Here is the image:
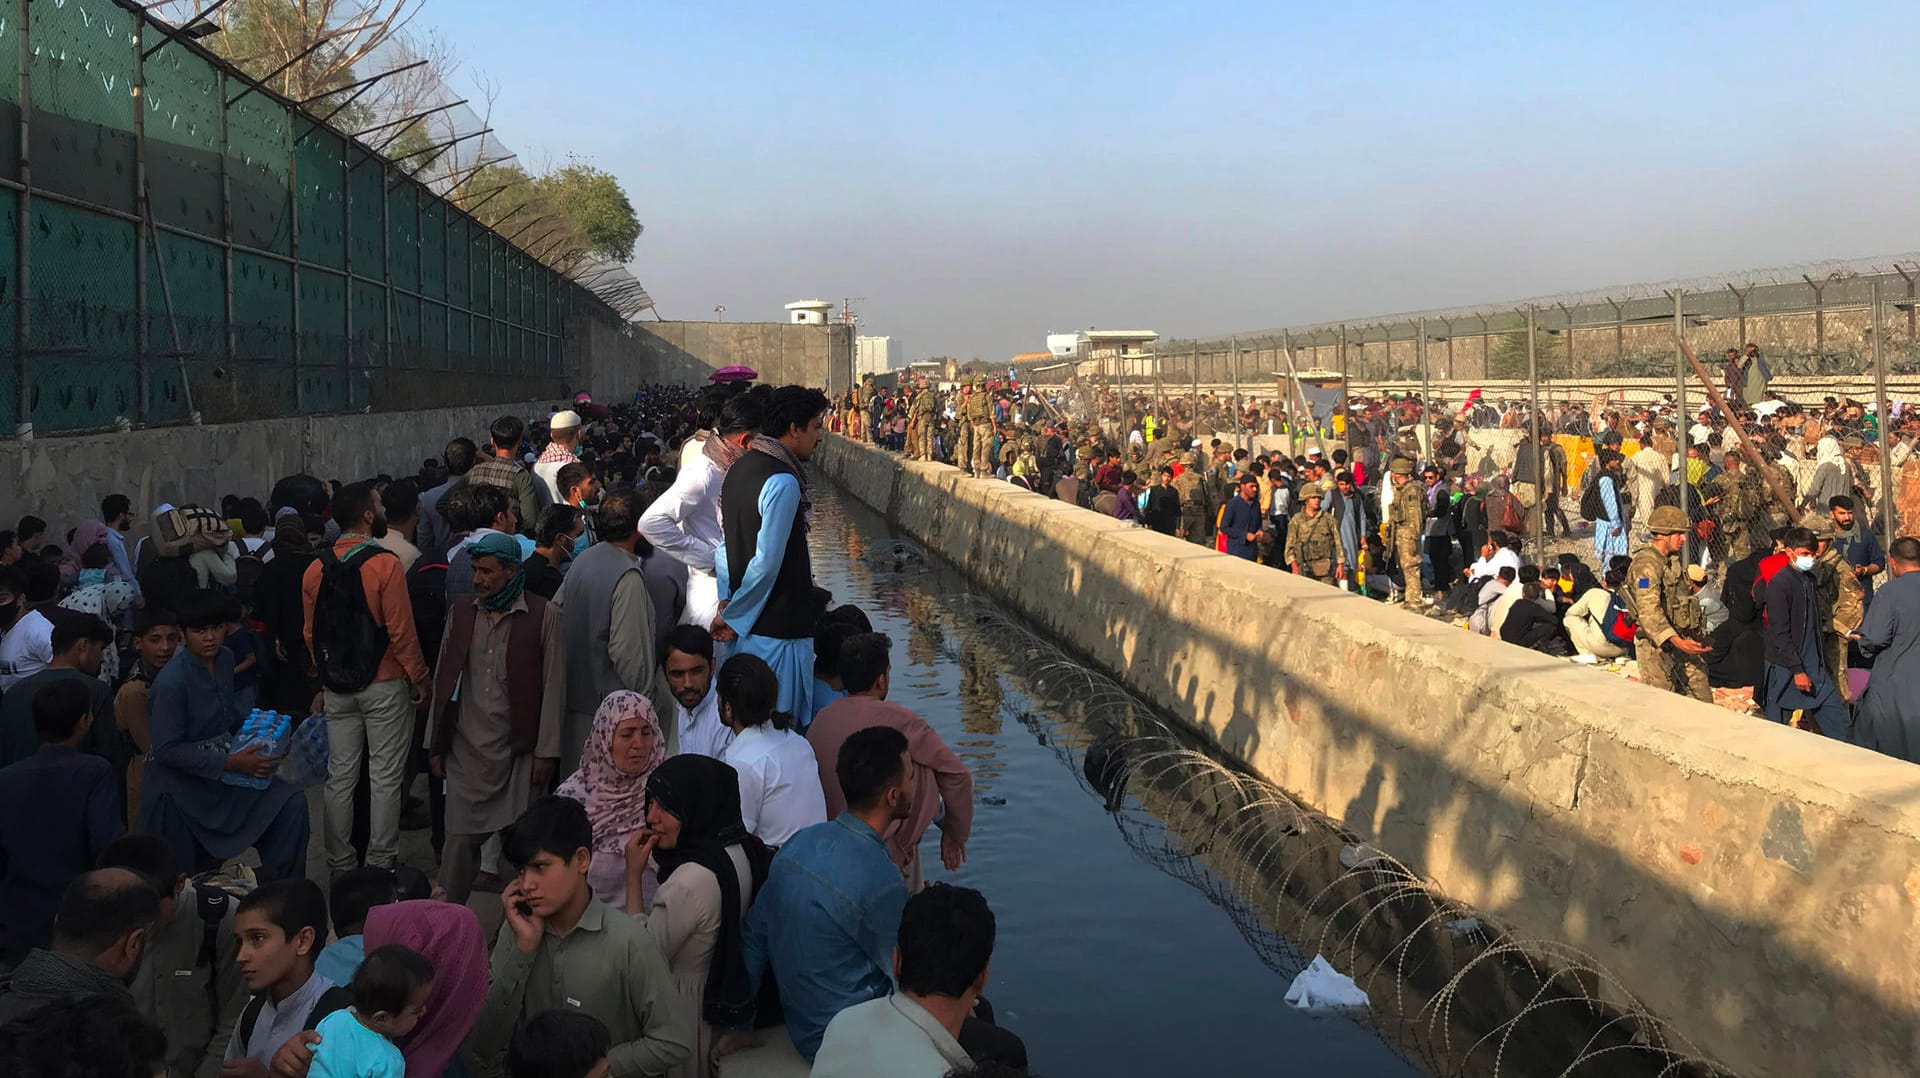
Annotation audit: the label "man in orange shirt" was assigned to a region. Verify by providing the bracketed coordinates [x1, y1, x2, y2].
[807, 631, 971, 892]
[302, 481, 430, 876]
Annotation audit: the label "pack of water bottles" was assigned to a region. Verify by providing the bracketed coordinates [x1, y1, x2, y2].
[285, 713, 330, 787]
[222, 710, 292, 789]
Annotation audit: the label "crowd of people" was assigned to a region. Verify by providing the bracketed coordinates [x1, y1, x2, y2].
[851, 363, 1920, 763]
[0, 382, 1024, 1078]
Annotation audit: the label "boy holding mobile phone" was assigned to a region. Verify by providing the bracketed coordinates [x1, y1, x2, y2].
[476, 796, 691, 1077]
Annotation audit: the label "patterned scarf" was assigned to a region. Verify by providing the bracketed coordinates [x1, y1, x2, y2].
[702, 430, 748, 474]
[556, 691, 667, 856]
[749, 433, 813, 516]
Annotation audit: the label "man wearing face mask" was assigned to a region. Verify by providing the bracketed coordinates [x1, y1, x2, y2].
[1762, 526, 1851, 737]
[525, 505, 582, 600]
[0, 868, 159, 1026]
[1629, 506, 1713, 701]
[556, 462, 602, 553]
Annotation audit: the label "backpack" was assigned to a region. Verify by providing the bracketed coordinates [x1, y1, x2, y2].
[233, 542, 266, 605]
[237, 984, 354, 1050]
[407, 561, 450, 666]
[1602, 592, 1638, 647]
[152, 505, 231, 557]
[1578, 471, 1607, 522]
[311, 543, 396, 693]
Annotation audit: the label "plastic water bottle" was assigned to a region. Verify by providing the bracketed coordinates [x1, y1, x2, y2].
[222, 709, 280, 789]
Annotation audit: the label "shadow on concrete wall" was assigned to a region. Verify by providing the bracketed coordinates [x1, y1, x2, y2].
[827, 439, 1920, 1078]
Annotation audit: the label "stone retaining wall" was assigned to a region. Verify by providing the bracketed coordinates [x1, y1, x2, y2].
[0, 402, 557, 534]
[815, 434, 1920, 1078]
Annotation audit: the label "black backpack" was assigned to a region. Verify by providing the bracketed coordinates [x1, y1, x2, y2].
[1579, 471, 1608, 522]
[233, 544, 266, 605]
[312, 543, 396, 693]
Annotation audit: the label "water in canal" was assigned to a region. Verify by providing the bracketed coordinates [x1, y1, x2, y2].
[809, 481, 1737, 1078]
[808, 484, 1420, 1077]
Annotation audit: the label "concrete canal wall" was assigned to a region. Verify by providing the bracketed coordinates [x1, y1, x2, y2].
[815, 434, 1920, 1078]
[0, 402, 560, 532]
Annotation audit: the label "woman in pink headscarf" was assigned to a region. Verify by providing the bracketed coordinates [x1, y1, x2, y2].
[366, 901, 489, 1078]
[58, 519, 113, 589]
[268, 900, 487, 1078]
[556, 690, 666, 911]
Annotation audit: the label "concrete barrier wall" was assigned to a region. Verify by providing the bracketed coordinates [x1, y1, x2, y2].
[816, 435, 1920, 1078]
[634, 322, 854, 393]
[0, 402, 556, 535]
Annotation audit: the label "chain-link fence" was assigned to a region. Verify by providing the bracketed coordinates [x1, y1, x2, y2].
[0, 0, 634, 436]
[1018, 258, 1920, 585]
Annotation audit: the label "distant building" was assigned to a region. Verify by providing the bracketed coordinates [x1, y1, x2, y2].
[1076, 330, 1158, 361]
[855, 335, 901, 376]
[1045, 329, 1159, 361]
[786, 299, 833, 325]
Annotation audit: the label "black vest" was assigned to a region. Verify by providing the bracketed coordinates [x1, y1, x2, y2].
[721, 450, 823, 639]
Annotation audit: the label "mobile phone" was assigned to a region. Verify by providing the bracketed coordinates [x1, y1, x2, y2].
[514, 899, 533, 918]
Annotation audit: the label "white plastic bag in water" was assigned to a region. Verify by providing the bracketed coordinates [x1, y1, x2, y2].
[1284, 954, 1369, 1012]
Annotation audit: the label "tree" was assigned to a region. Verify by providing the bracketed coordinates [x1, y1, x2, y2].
[530, 162, 641, 263]
[155, 0, 424, 105]
[1487, 316, 1569, 379]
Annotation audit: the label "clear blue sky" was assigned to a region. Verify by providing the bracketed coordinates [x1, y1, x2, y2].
[448, 0, 1920, 361]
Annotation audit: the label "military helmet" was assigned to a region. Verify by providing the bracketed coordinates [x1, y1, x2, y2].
[1809, 519, 1839, 541]
[1301, 485, 1324, 500]
[1647, 505, 1690, 534]
[1388, 457, 1414, 476]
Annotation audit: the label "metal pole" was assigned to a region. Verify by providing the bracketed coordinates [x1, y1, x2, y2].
[1230, 336, 1242, 454]
[133, 26, 149, 425]
[1675, 289, 1690, 565]
[1527, 305, 1544, 563]
[289, 98, 302, 413]
[1874, 281, 1896, 541]
[1189, 343, 1198, 441]
[15, 0, 31, 438]
[1418, 316, 1432, 466]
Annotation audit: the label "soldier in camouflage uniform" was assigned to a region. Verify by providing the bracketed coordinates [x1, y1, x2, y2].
[955, 378, 975, 473]
[909, 386, 937, 460]
[967, 381, 996, 477]
[1384, 457, 1426, 605]
[1811, 518, 1865, 702]
[1283, 486, 1345, 584]
[1704, 455, 1755, 564]
[1629, 505, 1712, 701]
[1172, 451, 1206, 542]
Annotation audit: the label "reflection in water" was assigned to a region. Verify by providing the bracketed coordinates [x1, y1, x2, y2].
[811, 486, 1735, 1078]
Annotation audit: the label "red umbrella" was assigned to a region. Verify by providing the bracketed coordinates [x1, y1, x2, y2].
[710, 365, 757, 383]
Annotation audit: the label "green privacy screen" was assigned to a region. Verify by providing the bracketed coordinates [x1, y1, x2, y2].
[4, 0, 579, 434]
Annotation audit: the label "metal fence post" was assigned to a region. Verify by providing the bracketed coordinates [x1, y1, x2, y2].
[15, 0, 32, 438]
[1675, 289, 1690, 565]
[1874, 281, 1895, 540]
[219, 72, 235, 425]
[1418, 316, 1432, 465]
[1189, 342, 1198, 437]
[1527, 305, 1544, 563]
[1231, 335, 1242, 452]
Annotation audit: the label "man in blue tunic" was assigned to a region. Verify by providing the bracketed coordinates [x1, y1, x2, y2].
[138, 592, 309, 882]
[715, 385, 833, 724]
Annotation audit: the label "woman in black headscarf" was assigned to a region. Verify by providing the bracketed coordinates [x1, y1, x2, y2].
[627, 754, 772, 1075]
